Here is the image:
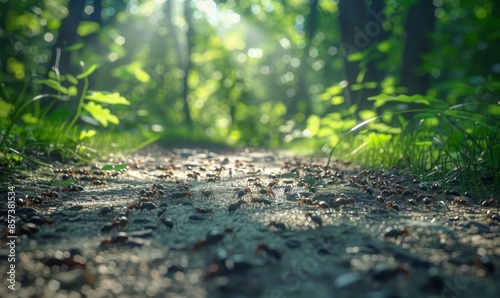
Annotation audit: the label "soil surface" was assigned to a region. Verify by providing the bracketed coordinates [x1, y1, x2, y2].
[1, 148, 499, 298]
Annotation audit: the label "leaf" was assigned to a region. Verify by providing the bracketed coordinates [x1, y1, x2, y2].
[101, 164, 128, 171]
[348, 52, 365, 62]
[64, 42, 84, 52]
[350, 117, 378, 133]
[415, 141, 433, 147]
[356, 69, 366, 84]
[48, 71, 58, 80]
[0, 99, 14, 118]
[76, 21, 101, 37]
[76, 64, 98, 79]
[363, 82, 378, 89]
[83, 101, 120, 127]
[368, 94, 444, 108]
[377, 40, 391, 53]
[370, 122, 401, 134]
[36, 79, 68, 94]
[85, 91, 130, 105]
[79, 129, 97, 140]
[331, 96, 344, 105]
[66, 74, 78, 85]
[21, 113, 38, 124]
[325, 84, 344, 96]
[351, 84, 363, 91]
[320, 84, 344, 101]
[319, 0, 337, 13]
[306, 115, 321, 136]
[359, 110, 377, 121]
[134, 68, 151, 83]
[67, 86, 78, 96]
[47, 19, 61, 30]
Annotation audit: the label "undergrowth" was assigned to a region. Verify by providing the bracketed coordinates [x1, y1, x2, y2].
[0, 62, 158, 177]
[292, 79, 500, 198]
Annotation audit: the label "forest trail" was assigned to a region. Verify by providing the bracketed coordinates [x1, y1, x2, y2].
[1, 148, 499, 298]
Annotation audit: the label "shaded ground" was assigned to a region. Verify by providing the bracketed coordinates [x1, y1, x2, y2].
[1, 148, 499, 298]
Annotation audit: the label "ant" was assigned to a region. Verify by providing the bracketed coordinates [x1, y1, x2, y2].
[92, 178, 107, 186]
[159, 217, 175, 229]
[235, 187, 251, 199]
[62, 185, 84, 192]
[41, 190, 59, 199]
[256, 244, 282, 260]
[268, 221, 287, 231]
[93, 170, 108, 177]
[333, 197, 355, 207]
[223, 227, 235, 234]
[172, 191, 193, 199]
[103, 215, 129, 233]
[259, 188, 275, 198]
[251, 197, 272, 205]
[228, 200, 246, 213]
[194, 207, 213, 214]
[100, 232, 129, 246]
[192, 228, 234, 251]
[305, 212, 322, 227]
[187, 171, 200, 180]
[480, 198, 497, 207]
[247, 177, 261, 184]
[157, 172, 173, 180]
[202, 189, 215, 199]
[452, 197, 467, 206]
[384, 227, 410, 239]
[298, 197, 316, 206]
[386, 200, 400, 211]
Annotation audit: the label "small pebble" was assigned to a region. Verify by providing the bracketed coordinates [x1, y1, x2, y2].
[334, 272, 363, 289]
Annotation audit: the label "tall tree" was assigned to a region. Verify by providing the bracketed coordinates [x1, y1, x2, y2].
[337, 0, 386, 111]
[47, 0, 86, 75]
[181, 1, 194, 128]
[400, 0, 435, 95]
[289, 0, 318, 117]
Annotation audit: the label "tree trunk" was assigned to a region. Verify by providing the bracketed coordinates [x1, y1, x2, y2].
[181, 1, 194, 128]
[83, 0, 103, 89]
[47, 0, 86, 75]
[337, 0, 386, 111]
[400, 1, 435, 95]
[289, 0, 318, 117]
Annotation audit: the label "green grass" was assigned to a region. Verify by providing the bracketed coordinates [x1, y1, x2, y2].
[290, 99, 500, 199]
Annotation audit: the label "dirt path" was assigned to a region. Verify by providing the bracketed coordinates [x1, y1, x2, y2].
[1, 148, 499, 298]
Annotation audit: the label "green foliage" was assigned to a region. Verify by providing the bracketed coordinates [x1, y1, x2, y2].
[312, 79, 500, 195]
[0, 60, 148, 170]
[1, 0, 499, 197]
[77, 21, 101, 37]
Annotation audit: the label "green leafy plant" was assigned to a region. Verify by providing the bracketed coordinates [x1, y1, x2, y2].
[36, 62, 130, 135]
[307, 79, 500, 197]
[0, 62, 131, 170]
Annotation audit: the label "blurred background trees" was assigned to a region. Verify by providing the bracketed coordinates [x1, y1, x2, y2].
[1, 0, 499, 150]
